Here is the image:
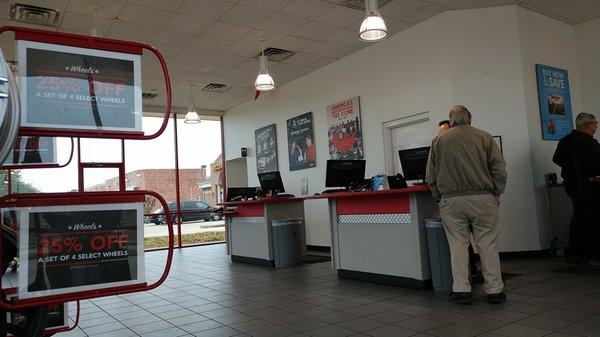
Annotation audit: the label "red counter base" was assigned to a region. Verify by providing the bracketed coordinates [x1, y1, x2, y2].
[338, 269, 431, 290]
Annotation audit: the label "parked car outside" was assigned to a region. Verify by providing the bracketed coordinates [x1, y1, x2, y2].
[155, 201, 222, 224]
[144, 207, 165, 225]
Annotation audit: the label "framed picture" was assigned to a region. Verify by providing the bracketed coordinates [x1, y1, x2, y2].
[254, 124, 278, 174]
[18, 202, 145, 299]
[18, 40, 142, 132]
[535, 64, 573, 140]
[287, 112, 316, 171]
[327, 96, 364, 159]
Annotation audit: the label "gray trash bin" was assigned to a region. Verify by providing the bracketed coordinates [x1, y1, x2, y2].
[425, 218, 453, 293]
[272, 218, 303, 267]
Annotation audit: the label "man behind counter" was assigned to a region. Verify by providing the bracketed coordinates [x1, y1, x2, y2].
[553, 112, 600, 266]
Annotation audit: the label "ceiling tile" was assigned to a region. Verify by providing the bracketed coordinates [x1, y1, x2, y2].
[222, 41, 260, 57]
[404, 4, 446, 23]
[208, 54, 248, 67]
[67, 0, 125, 19]
[239, 0, 293, 11]
[162, 13, 213, 34]
[22, 0, 70, 10]
[324, 28, 363, 48]
[271, 62, 309, 75]
[174, 49, 218, 63]
[60, 12, 114, 35]
[106, 22, 157, 43]
[203, 98, 239, 110]
[177, 0, 234, 20]
[258, 13, 308, 34]
[273, 35, 316, 51]
[280, 0, 336, 20]
[311, 56, 337, 68]
[303, 41, 357, 58]
[293, 21, 340, 40]
[239, 29, 286, 46]
[203, 22, 252, 41]
[128, 0, 185, 11]
[281, 52, 324, 66]
[197, 63, 233, 75]
[150, 29, 197, 47]
[379, 0, 430, 20]
[183, 72, 216, 84]
[213, 75, 249, 86]
[226, 67, 258, 79]
[387, 20, 414, 35]
[238, 58, 262, 70]
[220, 5, 273, 27]
[315, 5, 365, 27]
[168, 58, 203, 72]
[118, 3, 169, 27]
[149, 43, 184, 61]
[189, 36, 234, 52]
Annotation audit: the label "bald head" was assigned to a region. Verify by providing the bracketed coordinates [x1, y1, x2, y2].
[449, 105, 472, 126]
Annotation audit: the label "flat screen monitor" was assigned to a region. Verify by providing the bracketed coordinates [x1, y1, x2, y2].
[258, 171, 285, 195]
[226, 187, 261, 201]
[325, 160, 366, 189]
[398, 146, 430, 181]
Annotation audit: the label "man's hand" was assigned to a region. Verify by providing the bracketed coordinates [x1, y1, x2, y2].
[495, 196, 500, 206]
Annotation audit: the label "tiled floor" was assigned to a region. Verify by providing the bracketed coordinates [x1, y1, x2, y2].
[61, 244, 600, 337]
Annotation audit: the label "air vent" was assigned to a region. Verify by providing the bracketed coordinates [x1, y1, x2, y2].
[339, 0, 394, 11]
[142, 91, 159, 100]
[201, 83, 231, 93]
[254, 47, 295, 63]
[9, 3, 62, 27]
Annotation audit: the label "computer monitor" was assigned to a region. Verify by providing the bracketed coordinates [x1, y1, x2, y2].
[325, 160, 366, 190]
[398, 146, 430, 182]
[227, 187, 261, 201]
[258, 171, 285, 195]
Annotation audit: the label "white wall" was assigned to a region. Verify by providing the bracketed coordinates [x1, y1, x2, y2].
[576, 18, 600, 113]
[224, 5, 592, 251]
[516, 7, 582, 249]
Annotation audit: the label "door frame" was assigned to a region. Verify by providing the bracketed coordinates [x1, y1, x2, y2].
[382, 112, 430, 175]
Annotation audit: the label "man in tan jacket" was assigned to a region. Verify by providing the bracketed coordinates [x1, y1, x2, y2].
[426, 105, 507, 304]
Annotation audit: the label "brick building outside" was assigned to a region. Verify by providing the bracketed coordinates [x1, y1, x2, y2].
[86, 167, 207, 212]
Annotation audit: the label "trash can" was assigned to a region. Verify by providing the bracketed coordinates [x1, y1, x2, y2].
[271, 218, 303, 267]
[425, 218, 453, 293]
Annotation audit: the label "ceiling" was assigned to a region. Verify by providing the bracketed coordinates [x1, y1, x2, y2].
[0, 0, 598, 114]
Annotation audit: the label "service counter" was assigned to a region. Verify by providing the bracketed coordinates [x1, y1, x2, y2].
[306, 186, 438, 289]
[220, 197, 306, 267]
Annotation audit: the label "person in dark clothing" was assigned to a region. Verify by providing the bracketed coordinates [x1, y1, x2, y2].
[553, 112, 600, 264]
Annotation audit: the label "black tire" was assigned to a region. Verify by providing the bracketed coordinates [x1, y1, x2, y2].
[212, 215, 220, 221]
[1, 225, 49, 337]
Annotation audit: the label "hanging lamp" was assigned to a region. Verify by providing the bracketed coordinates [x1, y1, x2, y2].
[254, 38, 275, 91]
[184, 85, 200, 124]
[359, 0, 388, 42]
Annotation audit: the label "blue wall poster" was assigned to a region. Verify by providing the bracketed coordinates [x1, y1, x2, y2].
[535, 64, 573, 140]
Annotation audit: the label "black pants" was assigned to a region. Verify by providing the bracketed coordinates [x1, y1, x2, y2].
[568, 195, 586, 258]
[582, 192, 600, 260]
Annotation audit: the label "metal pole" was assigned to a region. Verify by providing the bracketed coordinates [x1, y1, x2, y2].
[173, 113, 182, 248]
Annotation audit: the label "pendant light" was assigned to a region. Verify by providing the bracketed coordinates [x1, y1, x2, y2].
[359, 0, 388, 42]
[254, 38, 275, 91]
[184, 85, 200, 124]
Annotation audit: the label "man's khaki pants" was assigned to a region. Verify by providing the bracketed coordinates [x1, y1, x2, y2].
[439, 194, 503, 294]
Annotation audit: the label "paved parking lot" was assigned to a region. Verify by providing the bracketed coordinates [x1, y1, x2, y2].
[144, 220, 224, 238]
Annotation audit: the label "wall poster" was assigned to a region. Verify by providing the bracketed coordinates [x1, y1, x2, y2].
[255, 124, 278, 174]
[535, 64, 573, 140]
[3, 136, 57, 166]
[286, 112, 316, 171]
[327, 96, 364, 159]
[18, 202, 145, 299]
[18, 40, 142, 132]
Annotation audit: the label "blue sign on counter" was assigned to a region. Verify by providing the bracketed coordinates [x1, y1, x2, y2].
[536, 64, 573, 140]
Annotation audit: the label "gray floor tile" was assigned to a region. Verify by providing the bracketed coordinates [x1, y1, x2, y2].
[336, 318, 387, 332]
[317, 311, 360, 324]
[426, 324, 480, 337]
[88, 329, 137, 337]
[517, 314, 573, 330]
[394, 317, 445, 332]
[284, 318, 332, 333]
[453, 316, 507, 332]
[82, 322, 128, 336]
[559, 322, 600, 337]
[140, 327, 189, 337]
[306, 325, 356, 337]
[180, 319, 226, 333]
[491, 323, 553, 337]
[193, 326, 244, 337]
[367, 311, 414, 324]
[364, 325, 416, 337]
[130, 321, 175, 334]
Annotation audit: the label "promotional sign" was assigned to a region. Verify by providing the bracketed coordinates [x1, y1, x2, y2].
[18, 203, 145, 298]
[287, 112, 316, 171]
[2, 136, 57, 166]
[18, 40, 142, 132]
[7, 301, 68, 331]
[255, 124, 278, 174]
[535, 64, 573, 140]
[327, 96, 364, 159]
